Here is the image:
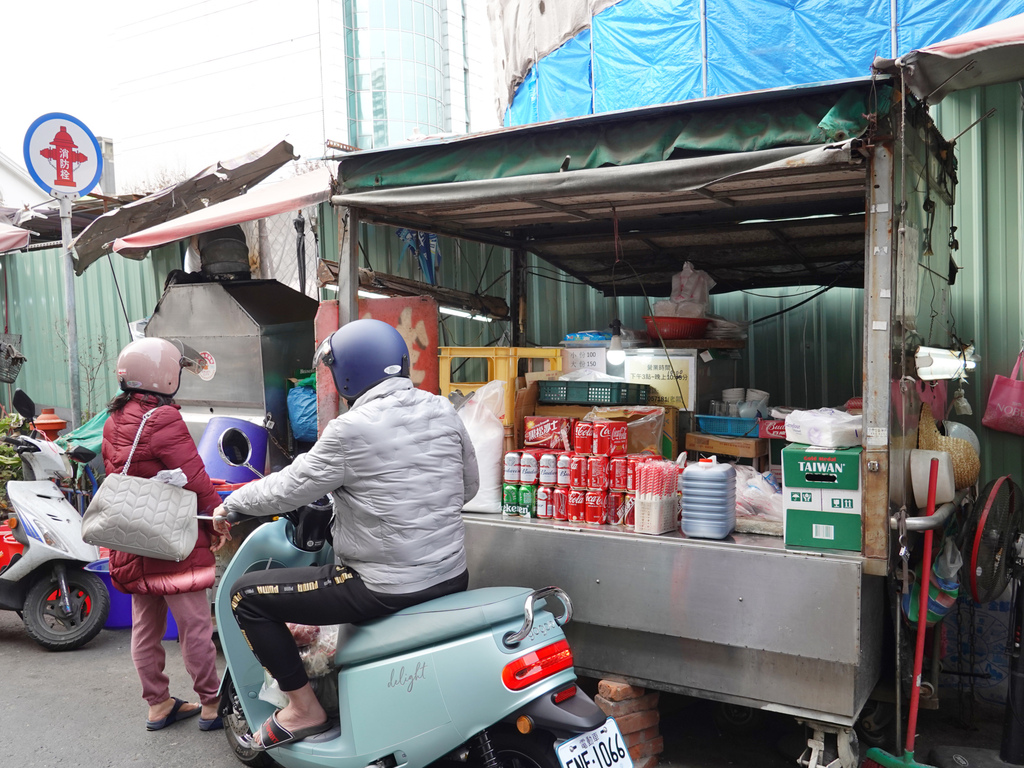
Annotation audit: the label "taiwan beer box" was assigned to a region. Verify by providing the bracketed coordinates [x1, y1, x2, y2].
[782, 444, 863, 551]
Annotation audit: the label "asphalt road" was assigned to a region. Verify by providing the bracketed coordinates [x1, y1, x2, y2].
[0, 610, 235, 768]
[0, 607, 1004, 768]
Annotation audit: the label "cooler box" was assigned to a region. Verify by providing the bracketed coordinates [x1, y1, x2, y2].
[85, 559, 178, 640]
[782, 444, 863, 551]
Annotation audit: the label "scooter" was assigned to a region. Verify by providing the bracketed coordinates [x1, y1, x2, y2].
[215, 448, 627, 768]
[0, 390, 110, 650]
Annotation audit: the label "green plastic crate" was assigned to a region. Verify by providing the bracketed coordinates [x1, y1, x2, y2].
[537, 380, 651, 405]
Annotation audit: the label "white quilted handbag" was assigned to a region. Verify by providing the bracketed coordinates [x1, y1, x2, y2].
[82, 408, 198, 562]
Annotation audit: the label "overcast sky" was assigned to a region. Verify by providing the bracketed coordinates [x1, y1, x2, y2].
[2, 3, 117, 170]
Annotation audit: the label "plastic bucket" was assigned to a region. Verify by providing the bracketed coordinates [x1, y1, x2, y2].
[197, 417, 268, 484]
[0, 522, 24, 572]
[85, 559, 178, 640]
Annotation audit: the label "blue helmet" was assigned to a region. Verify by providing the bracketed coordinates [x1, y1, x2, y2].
[313, 319, 410, 400]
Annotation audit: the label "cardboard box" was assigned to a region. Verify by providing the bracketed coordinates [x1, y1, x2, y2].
[784, 508, 862, 551]
[684, 433, 768, 459]
[758, 419, 787, 439]
[534, 404, 679, 459]
[782, 444, 863, 552]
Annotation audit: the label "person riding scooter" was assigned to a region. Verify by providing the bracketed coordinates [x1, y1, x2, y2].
[213, 318, 479, 751]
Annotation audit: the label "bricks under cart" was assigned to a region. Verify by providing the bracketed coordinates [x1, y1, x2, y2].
[596, 680, 664, 768]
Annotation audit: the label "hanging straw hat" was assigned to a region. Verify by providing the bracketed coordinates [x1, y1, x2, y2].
[919, 403, 980, 489]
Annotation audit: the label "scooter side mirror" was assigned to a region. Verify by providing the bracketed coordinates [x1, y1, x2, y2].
[12, 389, 35, 422]
[218, 427, 264, 478]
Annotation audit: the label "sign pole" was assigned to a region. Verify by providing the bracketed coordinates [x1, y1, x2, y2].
[57, 193, 81, 429]
[24, 112, 103, 430]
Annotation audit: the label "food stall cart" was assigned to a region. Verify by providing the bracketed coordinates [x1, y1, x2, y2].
[327, 75, 960, 765]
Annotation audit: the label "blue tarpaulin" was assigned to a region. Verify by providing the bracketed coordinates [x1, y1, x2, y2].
[506, 0, 1024, 126]
[593, 0, 702, 112]
[705, 0, 891, 96]
[537, 29, 594, 120]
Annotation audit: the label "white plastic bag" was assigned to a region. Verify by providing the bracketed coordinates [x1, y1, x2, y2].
[458, 381, 506, 513]
[784, 408, 863, 448]
[733, 464, 784, 522]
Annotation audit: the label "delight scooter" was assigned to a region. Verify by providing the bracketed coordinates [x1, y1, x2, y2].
[215, 441, 626, 768]
[0, 389, 109, 650]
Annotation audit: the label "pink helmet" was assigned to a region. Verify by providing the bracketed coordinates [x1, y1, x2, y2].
[116, 338, 206, 396]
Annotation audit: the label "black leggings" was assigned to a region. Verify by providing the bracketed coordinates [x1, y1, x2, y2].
[231, 565, 469, 691]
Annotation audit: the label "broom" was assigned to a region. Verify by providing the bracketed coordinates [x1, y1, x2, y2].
[863, 458, 940, 768]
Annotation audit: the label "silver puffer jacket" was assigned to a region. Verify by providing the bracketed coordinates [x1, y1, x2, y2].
[223, 377, 479, 594]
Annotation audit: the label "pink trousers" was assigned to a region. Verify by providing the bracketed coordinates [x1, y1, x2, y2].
[130, 590, 220, 707]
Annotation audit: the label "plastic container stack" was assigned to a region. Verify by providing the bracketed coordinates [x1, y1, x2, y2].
[680, 458, 736, 539]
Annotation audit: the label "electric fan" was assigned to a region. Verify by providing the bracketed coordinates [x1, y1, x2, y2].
[929, 475, 1024, 768]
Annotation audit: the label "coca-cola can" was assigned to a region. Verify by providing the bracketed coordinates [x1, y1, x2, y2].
[536, 485, 553, 519]
[626, 455, 652, 492]
[622, 493, 636, 528]
[593, 421, 629, 457]
[556, 452, 572, 486]
[609, 456, 628, 491]
[552, 486, 569, 520]
[519, 450, 539, 485]
[569, 454, 588, 488]
[585, 489, 608, 525]
[573, 421, 593, 455]
[503, 451, 520, 484]
[606, 491, 626, 525]
[587, 455, 609, 490]
[538, 453, 558, 486]
[567, 488, 586, 522]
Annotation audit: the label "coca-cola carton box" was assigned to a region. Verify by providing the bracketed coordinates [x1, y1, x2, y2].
[523, 416, 572, 450]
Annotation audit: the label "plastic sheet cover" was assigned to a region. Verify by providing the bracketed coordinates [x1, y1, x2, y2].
[897, 0, 1024, 53]
[505, 68, 538, 127]
[537, 30, 594, 121]
[705, 0, 892, 97]
[593, 0, 702, 112]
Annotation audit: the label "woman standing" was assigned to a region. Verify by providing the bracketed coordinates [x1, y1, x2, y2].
[101, 337, 227, 732]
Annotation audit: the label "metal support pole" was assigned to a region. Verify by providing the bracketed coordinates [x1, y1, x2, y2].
[58, 194, 81, 429]
[337, 206, 359, 327]
[510, 249, 526, 346]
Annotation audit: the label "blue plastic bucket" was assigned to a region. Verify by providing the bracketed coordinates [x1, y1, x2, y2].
[85, 559, 178, 640]
[197, 417, 268, 484]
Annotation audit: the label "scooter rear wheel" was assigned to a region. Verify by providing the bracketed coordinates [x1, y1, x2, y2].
[23, 568, 110, 651]
[223, 677, 274, 767]
[477, 726, 563, 768]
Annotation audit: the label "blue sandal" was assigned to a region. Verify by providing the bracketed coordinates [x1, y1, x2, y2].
[146, 697, 201, 731]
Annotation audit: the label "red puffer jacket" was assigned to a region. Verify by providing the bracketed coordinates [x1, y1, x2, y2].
[101, 393, 222, 595]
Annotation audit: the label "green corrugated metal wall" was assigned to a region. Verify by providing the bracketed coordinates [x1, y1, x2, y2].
[0, 244, 180, 421]
[934, 82, 1024, 485]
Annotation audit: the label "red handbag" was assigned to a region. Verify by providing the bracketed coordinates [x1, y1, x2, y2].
[981, 351, 1024, 436]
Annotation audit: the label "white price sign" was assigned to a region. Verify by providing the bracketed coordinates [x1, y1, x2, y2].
[564, 347, 606, 374]
[624, 354, 695, 410]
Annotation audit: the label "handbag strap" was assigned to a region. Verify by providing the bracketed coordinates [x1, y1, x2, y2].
[122, 408, 158, 476]
[1012, 351, 1024, 381]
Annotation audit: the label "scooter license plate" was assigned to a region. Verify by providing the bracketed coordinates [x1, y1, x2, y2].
[556, 718, 634, 768]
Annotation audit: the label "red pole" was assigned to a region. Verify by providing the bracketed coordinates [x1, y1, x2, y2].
[905, 457, 939, 754]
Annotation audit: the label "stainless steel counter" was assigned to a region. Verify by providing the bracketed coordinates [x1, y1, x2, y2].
[462, 513, 883, 726]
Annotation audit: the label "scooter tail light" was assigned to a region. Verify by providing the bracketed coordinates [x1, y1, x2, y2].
[502, 639, 573, 691]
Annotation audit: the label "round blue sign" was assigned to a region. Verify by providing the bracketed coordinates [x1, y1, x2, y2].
[23, 112, 104, 197]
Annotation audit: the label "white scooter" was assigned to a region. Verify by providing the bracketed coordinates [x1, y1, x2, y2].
[0, 390, 109, 650]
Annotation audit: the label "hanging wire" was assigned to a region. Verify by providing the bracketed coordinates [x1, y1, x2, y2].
[610, 205, 689, 410]
[106, 253, 133, 337]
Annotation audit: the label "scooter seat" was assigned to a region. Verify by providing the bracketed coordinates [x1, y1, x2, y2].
[335, 586, 534, 666]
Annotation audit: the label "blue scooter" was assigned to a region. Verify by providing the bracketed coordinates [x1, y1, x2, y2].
[215, 499, 630, 768]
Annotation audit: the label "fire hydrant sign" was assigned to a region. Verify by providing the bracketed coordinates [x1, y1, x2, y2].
[23, 113, 103, 197]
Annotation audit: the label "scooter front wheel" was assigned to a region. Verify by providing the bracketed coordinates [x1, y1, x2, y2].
[223, 677, 274, 767]
[23, 568, 110, 651]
